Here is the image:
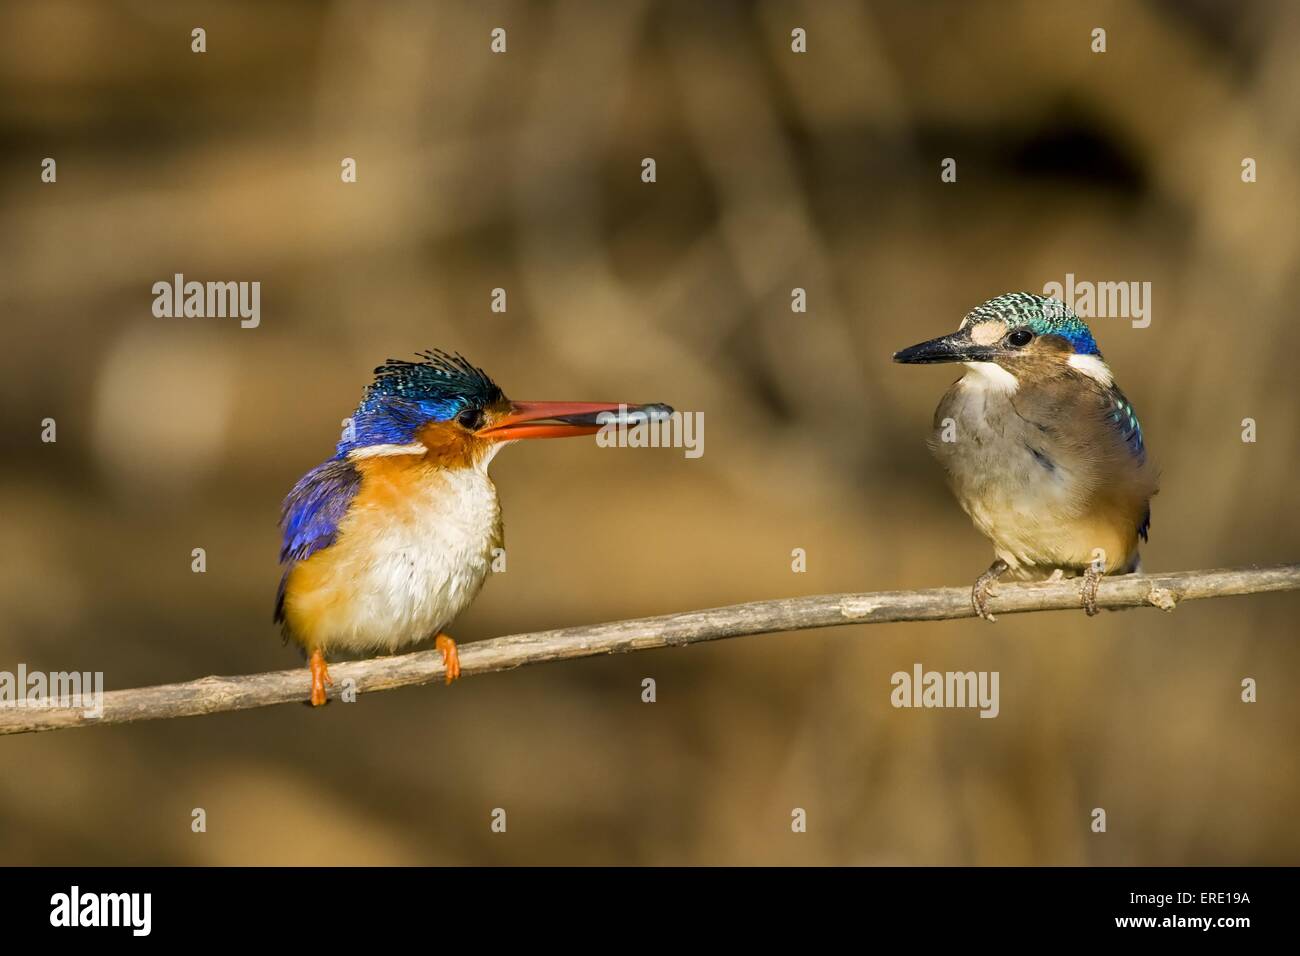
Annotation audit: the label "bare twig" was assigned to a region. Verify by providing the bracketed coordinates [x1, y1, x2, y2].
[1, 564, 1296, 737]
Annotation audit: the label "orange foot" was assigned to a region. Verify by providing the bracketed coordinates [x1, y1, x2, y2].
[435, 633, 461, 685]
[309, 648, 333, 707]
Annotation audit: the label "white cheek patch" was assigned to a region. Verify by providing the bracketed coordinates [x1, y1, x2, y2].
[1067, 353, 1114, 386]
[969, 320, 1008, 346]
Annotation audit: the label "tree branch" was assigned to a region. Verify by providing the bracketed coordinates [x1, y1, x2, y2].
[1, 564, 1296, 737]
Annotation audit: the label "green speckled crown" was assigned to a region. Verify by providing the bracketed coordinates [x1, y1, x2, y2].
[961, 293, 1100, 356]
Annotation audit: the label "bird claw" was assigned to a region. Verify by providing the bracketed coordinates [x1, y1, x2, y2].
[1080, 565, 1104, 616]
[436, 633, 461, 685]
[971, 559, 1009, 622]
[309, 649, 333, 707]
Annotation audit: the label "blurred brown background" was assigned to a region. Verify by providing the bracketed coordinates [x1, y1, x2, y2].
[1, 0, 1298, 865]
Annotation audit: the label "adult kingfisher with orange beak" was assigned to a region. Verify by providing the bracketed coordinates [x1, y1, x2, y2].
[276, 350, 671, 705]
[893, 293, 1158, 621]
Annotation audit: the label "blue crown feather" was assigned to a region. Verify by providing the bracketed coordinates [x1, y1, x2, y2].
[963, 292, 1101, 356]
[339, 350, 503, 454]
[369, 350, 502, 406]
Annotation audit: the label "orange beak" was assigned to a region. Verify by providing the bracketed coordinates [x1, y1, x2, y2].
[477, 401, 673, 441]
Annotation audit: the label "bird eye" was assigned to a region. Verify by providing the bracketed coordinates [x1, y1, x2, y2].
[1007, 329, 1034, 347]
[456, 408, 484, 431]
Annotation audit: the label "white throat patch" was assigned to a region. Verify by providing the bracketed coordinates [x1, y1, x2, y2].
[962, 361, 1019, 394]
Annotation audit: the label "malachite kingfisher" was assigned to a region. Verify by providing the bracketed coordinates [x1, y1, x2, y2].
[276, 350, 671, 705]
[893, 293, 1158, 620]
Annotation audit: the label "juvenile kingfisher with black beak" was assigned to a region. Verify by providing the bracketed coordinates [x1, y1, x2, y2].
[277, 350, 670, 705]
[894, 293, 1157, 620]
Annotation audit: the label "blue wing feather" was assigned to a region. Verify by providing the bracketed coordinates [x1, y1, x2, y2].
[274, 457, 361, 625]
[1103, 386, 1151, 543]
[1105, 387, 1146, 462]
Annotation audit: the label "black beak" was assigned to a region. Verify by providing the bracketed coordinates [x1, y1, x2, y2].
[892, 329, 998, 365]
